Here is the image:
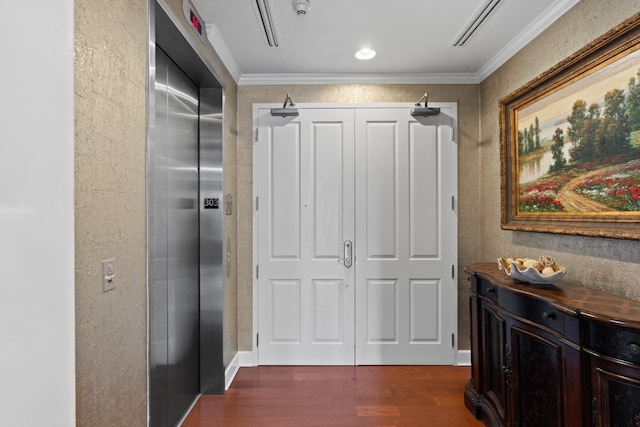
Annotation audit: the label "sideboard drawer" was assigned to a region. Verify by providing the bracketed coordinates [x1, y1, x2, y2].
[478, 279, 578, 338]
[587, 321, 640, 364]
[478, 279, 499, 303]
[509, 293, 566, 335]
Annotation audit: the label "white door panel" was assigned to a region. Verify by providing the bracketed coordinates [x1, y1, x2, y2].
[355, 108, 457, 365]
[257, 109, 355, 365]
[256, 104, 457, 365]
[362, 121, 398, 258]
[409, 122, 439, 257]
[269, 123, 301, 259]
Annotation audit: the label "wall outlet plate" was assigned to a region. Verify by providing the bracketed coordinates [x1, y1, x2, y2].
[102, 258, 116, 292]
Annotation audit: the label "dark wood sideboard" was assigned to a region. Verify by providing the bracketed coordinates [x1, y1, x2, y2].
[465, 263, 640, 427]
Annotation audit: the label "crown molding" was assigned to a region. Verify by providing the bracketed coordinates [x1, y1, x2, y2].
[476, 0, 580, 82]
[238, 72, 481, 86]
[205, 21, 241, 83]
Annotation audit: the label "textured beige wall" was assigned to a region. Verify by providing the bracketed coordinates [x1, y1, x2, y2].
[480, 0, 640, 301]
[75, 0, 239, 425]
[74, 0, 147, 425]
[237, 84, 481, 351]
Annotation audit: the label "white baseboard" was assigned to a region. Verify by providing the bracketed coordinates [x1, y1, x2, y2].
[457, 350, 471, 366]
[239, 350, 258, 367]
[224, 351, 258, 391]
[225, 353, 240, 391]
[226, 349, 469, 388]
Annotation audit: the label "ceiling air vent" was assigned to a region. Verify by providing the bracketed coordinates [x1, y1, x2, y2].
[452, 0, 502, 47]
[255, 0, 279, 47]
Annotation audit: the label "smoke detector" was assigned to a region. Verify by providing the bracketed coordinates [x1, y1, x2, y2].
[293, 0, 311, 16]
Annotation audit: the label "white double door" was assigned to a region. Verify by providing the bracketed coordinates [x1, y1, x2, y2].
[256, 105, 457, 365]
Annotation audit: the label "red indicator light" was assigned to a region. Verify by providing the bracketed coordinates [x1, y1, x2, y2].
[190, 10, 202, 35]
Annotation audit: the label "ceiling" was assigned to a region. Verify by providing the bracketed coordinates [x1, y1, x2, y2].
[190, 0, 580, 85]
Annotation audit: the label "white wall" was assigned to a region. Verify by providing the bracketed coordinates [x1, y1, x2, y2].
[0, 1, 75, 426]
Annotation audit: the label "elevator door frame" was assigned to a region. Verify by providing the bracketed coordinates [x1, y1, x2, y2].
[148, 1, 225, 426]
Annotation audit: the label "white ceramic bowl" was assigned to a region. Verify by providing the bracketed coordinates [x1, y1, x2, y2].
[497, 260, 566, 284]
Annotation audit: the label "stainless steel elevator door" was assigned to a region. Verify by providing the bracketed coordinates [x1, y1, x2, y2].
[150, 48, 200, 427]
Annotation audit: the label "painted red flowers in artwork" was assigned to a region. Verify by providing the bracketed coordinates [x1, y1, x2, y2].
[573, 159, 640, 210]
[519, 178, 564, 212]
[518, 158, 640, 212]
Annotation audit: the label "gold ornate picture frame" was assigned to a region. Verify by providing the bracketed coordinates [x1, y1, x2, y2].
[500, 12, 640, 240]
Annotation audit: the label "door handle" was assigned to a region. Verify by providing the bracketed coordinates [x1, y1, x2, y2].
[341, 240, 352, 268]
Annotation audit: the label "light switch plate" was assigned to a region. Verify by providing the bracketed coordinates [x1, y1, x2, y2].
[102, 258, 116, 292]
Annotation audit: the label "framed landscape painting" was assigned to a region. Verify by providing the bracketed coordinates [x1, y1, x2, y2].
[500, 12, 640, 240]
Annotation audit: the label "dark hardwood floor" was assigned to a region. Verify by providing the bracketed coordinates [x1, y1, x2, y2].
[183, 365, 483, 426]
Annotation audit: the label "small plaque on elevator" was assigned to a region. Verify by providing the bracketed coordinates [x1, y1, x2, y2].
[204, 198, 219, 209]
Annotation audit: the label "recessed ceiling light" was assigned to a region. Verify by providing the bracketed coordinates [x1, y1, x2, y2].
[355, 48, 376, 60]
